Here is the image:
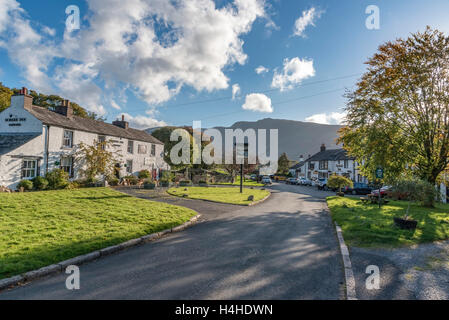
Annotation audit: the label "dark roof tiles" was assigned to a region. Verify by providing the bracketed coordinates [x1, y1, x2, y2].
[306, 148, 353, 162]
[28, 106, 163, 145]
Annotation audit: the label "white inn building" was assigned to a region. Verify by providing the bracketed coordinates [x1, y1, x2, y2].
[0, 88, 168, 189]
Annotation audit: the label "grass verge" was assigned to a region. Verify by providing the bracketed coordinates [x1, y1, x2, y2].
[167, 186, 269, 205]
[214, 177, 264, 187]
[327, 196, 449, 248]
[0, 187, 196, 279]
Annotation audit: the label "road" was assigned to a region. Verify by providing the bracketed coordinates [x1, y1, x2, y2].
[0, 183, 344, 300]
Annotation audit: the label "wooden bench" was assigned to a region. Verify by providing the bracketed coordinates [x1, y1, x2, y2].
[360, 196, 370, 204]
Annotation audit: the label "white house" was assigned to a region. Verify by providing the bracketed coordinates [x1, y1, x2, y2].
[303, 144, 368, 183]
[0, 88, 168, 189]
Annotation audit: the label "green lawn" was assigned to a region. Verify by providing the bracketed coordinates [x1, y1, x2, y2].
[167, 186, 270, 205]
[0, 188, 196, 279]
[327, 196, 449, 248]
[214, 176, 264, 187]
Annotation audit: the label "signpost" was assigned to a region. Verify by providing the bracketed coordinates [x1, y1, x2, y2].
[235, 143, 249, 193]
[375, 167, 384, 208]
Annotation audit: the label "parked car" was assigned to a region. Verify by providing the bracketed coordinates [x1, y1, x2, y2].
[250, 174, 257, 181]
[317, 178, 328, 190]
[286, 178, 298, 185]
[274, 175, 287, 182]
[261, 176, 272, 185]
[344, 183, 373, 195]
[371, 186, 391, 197]
[302, 178, 313, 186]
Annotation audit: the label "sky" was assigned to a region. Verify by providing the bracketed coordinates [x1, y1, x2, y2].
[1, 0, 449, 129]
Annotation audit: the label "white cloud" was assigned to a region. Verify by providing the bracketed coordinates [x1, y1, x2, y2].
[119, 113, 167, 129]
[110, 100, 121, 110]
[293, 7, 322, 38]
[271, 57, 315, 91]
[305, 112, 346, 125]
[255, 65, 269, 74]
[0, 0, 267, 116]
[232, 84, 241, 100]
[242, 93, 273, 113]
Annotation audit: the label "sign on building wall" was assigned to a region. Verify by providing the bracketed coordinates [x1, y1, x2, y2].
[4, 114, 27, 127]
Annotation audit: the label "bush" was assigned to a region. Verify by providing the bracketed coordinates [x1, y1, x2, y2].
[66, 181, 81, 190]
[107, 176, 119, 186]
[31, 176, 48, 190]
[138, 170, 151, 180]
[161, 171, 174, 183]
[124, 175, 139, 185]
[17, 179, 33, 191]
[327, 175, 353, 193]
[393, 178, 440, 209]
[45, 169, 69, 190]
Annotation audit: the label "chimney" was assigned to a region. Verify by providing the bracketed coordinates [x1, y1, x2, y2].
[299, 155, 304, 162]
[320, 143, 326, 152]
[112, 115, 129, 130]
[11, 87, 33, 111]
[54, 99, 73, 118]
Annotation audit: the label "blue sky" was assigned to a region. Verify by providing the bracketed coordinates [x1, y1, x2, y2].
[1, 0, 449, 129]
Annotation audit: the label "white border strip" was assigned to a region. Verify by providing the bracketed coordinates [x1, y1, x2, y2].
[335, 223, 357, 300]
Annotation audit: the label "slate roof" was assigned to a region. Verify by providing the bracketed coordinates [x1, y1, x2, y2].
[290, 161, 305, 170]
[306, 148, 353, 162]
[28, 105, 163, 145]
[0, 134, 41, 156]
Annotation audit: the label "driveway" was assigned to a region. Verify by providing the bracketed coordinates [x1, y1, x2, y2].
[0, 183, 344, 299]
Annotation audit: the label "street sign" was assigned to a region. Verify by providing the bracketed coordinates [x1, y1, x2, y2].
[375, 167, 384, 179]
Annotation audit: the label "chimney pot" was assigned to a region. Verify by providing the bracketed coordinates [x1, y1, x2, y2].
[320, 144, 326, 152]
[122, 115, 125, 121]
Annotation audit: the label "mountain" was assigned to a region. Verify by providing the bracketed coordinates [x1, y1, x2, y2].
[213, 118, 343, 161]
[146, 118, 343, 162]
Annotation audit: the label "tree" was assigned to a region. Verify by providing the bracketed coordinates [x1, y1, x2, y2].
[152, 126, 213, 173]
[0, 83, 102, 120]
[277, 152, 290, 175]
[327, 175, 353, 194]
[0, 82, 13, 113]
[75, 140, 118, 182]
[339, 27, 449, 184]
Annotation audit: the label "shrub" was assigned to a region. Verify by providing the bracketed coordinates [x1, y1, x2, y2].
[17, 179, 33, 191]
[106, 176, 119, 186]
[31, 176, 48, 190]
[66, 181, 81, 190]
[138, 170, 151, 180]
[45, 169, 69, 190]
[124, 175, 139, 185]
[393, 178, 440, 212]
[161, 171, 174, 182]
[327, 175, 353, 193]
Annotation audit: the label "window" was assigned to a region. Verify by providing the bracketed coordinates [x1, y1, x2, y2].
[98, 135, 106, 150]
[63, 130, 74, 148]
[308, 162, 315, 170]
[138, 144, 147, 154]
[126, 160, 133, 174]
[60, 156, 74, 178]
[22, 160, 37, 178]
[151, 144, 156, 156]
[127, 140, 134, 154]
[344, 160, 349, 168]
[319, 160, 328, 170]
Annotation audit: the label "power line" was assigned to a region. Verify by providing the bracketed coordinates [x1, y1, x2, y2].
[128, 72, 361, 113]
[171, 86, 350, 126]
